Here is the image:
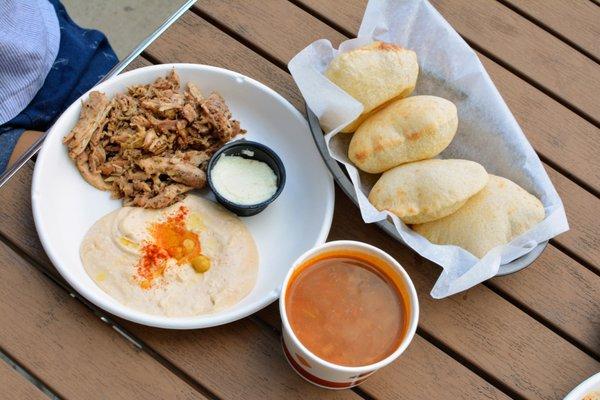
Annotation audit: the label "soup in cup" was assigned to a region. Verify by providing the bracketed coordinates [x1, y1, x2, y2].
[279, 240, 419, 389]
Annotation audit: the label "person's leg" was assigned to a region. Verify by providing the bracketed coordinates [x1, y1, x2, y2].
[7, 130, 44, 168]
[0, 0, 118, 173]
[0, 129, 23, 172]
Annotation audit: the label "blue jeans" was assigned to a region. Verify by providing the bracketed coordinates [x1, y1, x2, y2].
[0, 0, 118, 172]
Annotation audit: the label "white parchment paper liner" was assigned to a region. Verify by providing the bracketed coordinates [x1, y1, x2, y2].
[288, 0, 569, 298]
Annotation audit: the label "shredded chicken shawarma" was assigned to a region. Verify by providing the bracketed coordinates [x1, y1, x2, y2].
[63, 70, 245, 208]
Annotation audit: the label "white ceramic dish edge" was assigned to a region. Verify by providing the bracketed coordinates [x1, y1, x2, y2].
[32, 64, 335, 329]
[564, 372, 600, 400]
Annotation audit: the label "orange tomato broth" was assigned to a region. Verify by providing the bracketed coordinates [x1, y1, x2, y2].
[285, 249, 410, 367]
[136, 206, 201, 289]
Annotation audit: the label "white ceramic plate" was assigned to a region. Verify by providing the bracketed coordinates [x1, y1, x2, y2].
[32, 64, 334, 329]
[564, 372, 600, 400]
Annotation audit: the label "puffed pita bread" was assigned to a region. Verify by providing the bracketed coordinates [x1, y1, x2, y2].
[325, 41, 418, 132]
[348, 95, 458, 173]
[413, 175, 545, 258]
[369, 159, 488, 224]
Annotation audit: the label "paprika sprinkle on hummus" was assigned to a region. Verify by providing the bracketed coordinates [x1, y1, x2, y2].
[136, 205, 204, 288]
[137, 243, 170, 289]
[81, 197, 258, 317]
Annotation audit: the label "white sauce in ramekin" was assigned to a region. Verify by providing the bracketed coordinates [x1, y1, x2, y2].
[211, 155, 277, 205]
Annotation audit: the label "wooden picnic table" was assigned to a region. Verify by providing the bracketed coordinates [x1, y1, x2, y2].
[1, 1, 599, 399]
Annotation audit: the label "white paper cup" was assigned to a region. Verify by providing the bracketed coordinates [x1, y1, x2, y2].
[279, 240, 419, 389]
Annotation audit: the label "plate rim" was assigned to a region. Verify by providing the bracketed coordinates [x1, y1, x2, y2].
[563, 372, 600, 400]
[31, 63, 335, 329]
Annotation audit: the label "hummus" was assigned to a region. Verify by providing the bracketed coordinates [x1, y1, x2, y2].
[81, 196, 258, 317]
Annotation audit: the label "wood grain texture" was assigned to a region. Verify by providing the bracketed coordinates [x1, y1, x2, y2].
[190, 0, 600, 328]
[312, 0, 600, 125]
[503, 0, 600, 60]
[124, 3, 600, 271]
[428, 0, 600, 122]
[356, 0, 596, 347]
[0, 5, 597, 399]
[291, 0, 600, 194]
[343, 335, 510, 400]
[2, 162, 597, 400]
[144, 12, 304, 111]
[479, 55, 600, 195]
[125, 319, 362, 400]
[546, 165, 600, 272]
[256, 304, 510, 400]
[154, 1, 600, 326]
[124, 56, 153, 70]
[326, 187, 600, 400]
[0, 33, 510, 400]
[490, 245, 600, 354]
[196, 0, 346, 52]
[0, 169, 506, 400]
[0, 240, 205, 400]
[0, 164, 361, 400]
[0, 169, 510, 400]
[300, 0, 600, 122]
[0, 360, 47, 400]
[1, 8, 599, 398]
[0, 65, 509, 400]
